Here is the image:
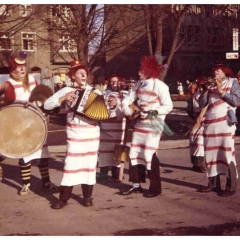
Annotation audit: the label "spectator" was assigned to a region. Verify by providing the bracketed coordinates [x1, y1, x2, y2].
[92, 76, 107, 93]
[178, 82, 184, 95]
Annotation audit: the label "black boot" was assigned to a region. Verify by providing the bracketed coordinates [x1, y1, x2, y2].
[196, 157, 206, 173]
[218, 162, 237, 197]
[191, 156, 198, 172]
[144, 153, 162, 198]
[199, 175, 221, 193]
[97, 166, 108, 181]
[38, 158, 60, 193]
[111, 166, 120, 181]
[51, 186, 73, 209]
[82, 184, 94, 207]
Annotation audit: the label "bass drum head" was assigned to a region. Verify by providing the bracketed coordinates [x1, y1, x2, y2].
[0, 103, 47, 158]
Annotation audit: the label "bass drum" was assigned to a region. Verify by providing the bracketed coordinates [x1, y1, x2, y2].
[0, 101, 47, 158]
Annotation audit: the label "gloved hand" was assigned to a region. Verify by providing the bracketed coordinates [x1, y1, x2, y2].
[140, 111, 148, 119]
[93, 89, 102, 95]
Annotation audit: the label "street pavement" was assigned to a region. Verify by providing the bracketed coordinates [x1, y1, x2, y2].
[0, 101, 240, 236]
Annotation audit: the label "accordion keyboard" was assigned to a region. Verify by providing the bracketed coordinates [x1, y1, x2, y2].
[83, 92, 109, 120]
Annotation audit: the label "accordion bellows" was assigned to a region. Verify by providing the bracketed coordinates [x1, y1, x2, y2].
[83, 92, 109, 120]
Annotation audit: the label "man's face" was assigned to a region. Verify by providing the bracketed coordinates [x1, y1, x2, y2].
[214, 68, 225, 80]
[138, 70, 146, 80]
[13, 64, 26, 78]
[73, 69, 87, 88]
[110, 77, 119, 90]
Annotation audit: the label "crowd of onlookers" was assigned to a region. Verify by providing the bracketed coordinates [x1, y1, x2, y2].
[53, 76, 137, 94]
[91, 75, 137, 93]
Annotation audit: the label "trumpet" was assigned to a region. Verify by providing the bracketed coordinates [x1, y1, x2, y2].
[205, 77, 217, 88]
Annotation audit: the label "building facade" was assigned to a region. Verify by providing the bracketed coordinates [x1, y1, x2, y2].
[0, 4, 239, 88]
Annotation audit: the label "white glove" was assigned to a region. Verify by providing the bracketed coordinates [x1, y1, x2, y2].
[122, 105, 134, 116]
[93, 89, 102, 95]
[140, 111, 148, 119]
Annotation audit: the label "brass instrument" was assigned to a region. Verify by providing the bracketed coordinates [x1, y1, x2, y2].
[205, 77, 217, 88]
[113, 144, 130, 163]
[113, 119, 131, 181]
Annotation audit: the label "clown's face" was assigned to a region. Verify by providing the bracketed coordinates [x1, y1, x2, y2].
[214, 68, 226, 80]
[110, 77, 119, 91]
[13, 64, 27, 78]
[72, 69, 87, 89]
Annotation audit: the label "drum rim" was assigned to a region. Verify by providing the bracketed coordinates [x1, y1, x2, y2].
[0, 101, 48, 158]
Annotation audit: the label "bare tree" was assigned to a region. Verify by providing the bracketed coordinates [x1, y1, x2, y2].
[37, 4, 145, 72]
[138, 4, 192, 81]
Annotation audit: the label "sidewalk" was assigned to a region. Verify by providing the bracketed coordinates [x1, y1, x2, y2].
[48, 136, 240, 154]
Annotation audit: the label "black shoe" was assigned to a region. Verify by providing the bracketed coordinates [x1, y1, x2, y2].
[43, 182, 60, 193]
[51, 200, 68, 209]
[198, 186, 213, 193]
[119, 186, 143, 195]
[192, 166, 205, 173]
[83, 198, 93, 207]
[218, 190, 236, 197]
[144, 190, 162, 198]
[198, 186, 221, 193]
[97, 175, 108, 182]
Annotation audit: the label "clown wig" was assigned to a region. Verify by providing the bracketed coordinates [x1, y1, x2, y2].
[212, 64, 233, 78]
[140, 56, 161, 79]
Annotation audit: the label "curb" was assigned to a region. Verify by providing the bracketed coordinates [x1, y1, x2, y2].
[48, 136, 240, 153]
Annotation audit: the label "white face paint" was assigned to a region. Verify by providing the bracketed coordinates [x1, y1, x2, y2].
[110, 77, 119, 90]
[72, 69, 87, 89]
[13, 65, 27, 78]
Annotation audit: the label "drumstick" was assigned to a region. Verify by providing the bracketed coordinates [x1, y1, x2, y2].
[118, 118, 130, 181]
[193, 104, 208, 131]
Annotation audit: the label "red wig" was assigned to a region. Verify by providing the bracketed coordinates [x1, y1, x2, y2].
[212, 64, 233, 77]
[196, 76, 206, 84]
[140, 56, 161, 79]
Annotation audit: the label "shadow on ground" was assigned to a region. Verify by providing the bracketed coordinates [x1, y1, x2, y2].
[113, 222, 240, 236]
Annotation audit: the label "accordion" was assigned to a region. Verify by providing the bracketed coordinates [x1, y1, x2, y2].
[69, 88, 110, 120]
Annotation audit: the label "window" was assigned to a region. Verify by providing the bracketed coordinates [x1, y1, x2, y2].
[196, 5, 201, 14]
[205, 6, 212, 17]
[59, 36, 77, 52]
[51, 5, 71, 18]
[187, 25, 193, 44]
[22, 32, 35, 51]
[0, 5, 10, 16]
[180, 26, 185, 42]
[0, 32, 12, 50]
[212, 28, 217, 44]
[20, 5, 32, 17]
[194, 26, 200, 44]
[207, 27, 211, 45]
[188, 5, 201, 14]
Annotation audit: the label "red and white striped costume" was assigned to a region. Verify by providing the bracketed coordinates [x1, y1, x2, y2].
[122, 78, 173, 170]
[203, 78, 238, 178]
[189, 91, 204, 157]
[98, 90, 126, 168]
[44, 85, 117, 186]
[5, 75, 50, 163]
